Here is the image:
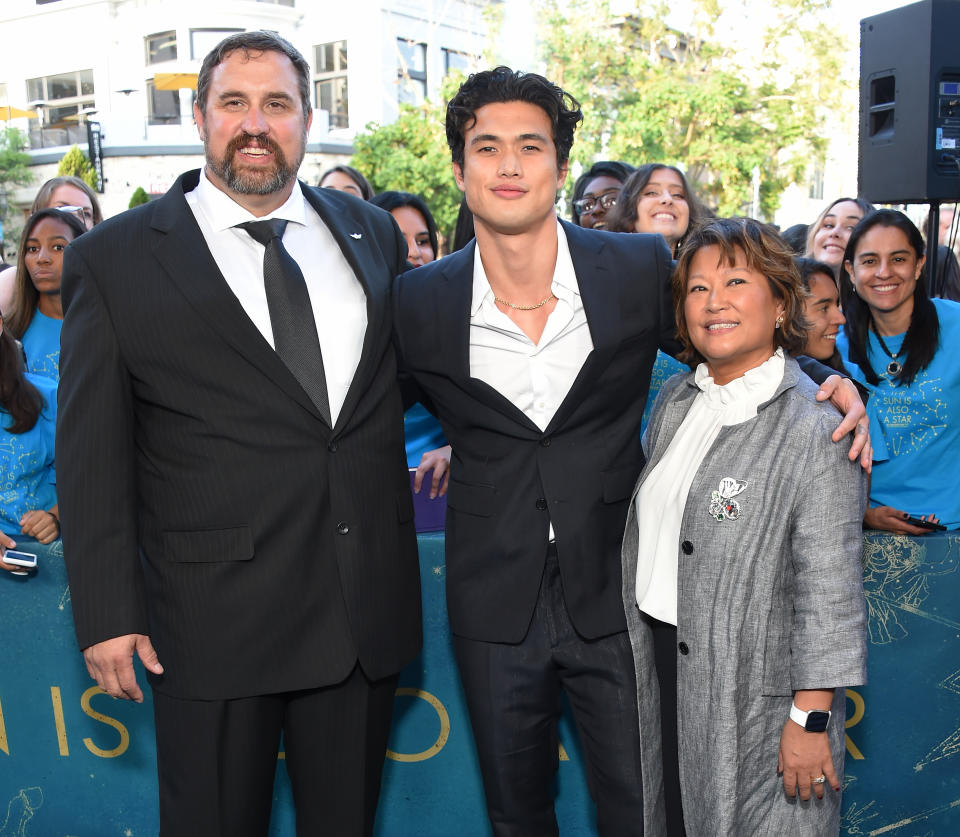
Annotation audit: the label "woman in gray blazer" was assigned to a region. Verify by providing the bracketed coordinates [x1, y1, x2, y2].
[622, 217, 868, 836]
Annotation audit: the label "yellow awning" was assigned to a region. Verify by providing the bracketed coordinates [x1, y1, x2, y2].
[154, 73, 198, 91]
[0, 105, 38, 120]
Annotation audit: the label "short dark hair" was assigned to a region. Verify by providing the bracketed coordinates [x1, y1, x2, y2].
[370, 191, 440, 260]
[840, 208, 937, 386]
[196, 31, 312, 119]
[318, 165, 374, 201]
[445, 66, 582, 169]
[569, 161, 634, 224]
[673, 216, 808, 367]
[795, 256, 837, 291]
[7, 208, 87, 341]
[607, 163, 711, 256]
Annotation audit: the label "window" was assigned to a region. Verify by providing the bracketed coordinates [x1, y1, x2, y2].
[397, 39, 427, 106]
[147, 81, 181, 125]
[443, 48, 474, 77]
[808, 162, 824, 201]
[314, 41, 348, 129]
[146, 31, 178, 65]
[190, 29, 243, 60]
[26, 69, 95, 147]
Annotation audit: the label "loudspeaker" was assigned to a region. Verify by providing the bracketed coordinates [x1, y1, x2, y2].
[858, 0, 960, 204]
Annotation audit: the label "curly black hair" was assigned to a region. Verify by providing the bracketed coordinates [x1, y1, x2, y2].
[445, 66, 582, 169]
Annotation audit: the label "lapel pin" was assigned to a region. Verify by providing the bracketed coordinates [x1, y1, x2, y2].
[350, 232, 362, 240]
[708, 477, 747, 521]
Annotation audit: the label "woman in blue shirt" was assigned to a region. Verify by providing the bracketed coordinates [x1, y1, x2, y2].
[837, 209, 960, 533]
[0, 307, 60, 573]
[5, 208, 86, 381]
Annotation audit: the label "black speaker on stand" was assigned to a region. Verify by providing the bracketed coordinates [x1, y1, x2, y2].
[859, 0, 960, 294]
[859, 0, 960, 204]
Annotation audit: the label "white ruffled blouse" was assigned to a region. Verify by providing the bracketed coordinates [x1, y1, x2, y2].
[635, 349, 785, 625]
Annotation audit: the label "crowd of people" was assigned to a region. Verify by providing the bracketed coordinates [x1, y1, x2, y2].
[0, 29, 957, 837]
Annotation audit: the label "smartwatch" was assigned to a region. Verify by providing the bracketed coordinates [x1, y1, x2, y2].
[790, 702, 831, 732]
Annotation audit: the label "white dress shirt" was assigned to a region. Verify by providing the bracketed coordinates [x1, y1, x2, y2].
[185, 170, 367, 424]
[469, 221, 594, 539]
[635, 349, 785, 625]
[469, 221, 593, 430]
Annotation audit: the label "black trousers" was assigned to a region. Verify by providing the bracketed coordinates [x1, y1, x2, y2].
[454, 544, 644, 836]
[646, 613, 687, 837]
[152, 664, 398, 837]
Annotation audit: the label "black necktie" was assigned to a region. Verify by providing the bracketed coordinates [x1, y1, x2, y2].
[238, 218, 331, 423]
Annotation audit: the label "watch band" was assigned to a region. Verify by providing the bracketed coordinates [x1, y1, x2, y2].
[790, 702, 831, 732]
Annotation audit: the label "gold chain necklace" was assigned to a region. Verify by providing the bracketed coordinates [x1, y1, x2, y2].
[493, 292, 556, 311]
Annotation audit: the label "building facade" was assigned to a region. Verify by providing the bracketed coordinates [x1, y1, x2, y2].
[0, 0, 494, 230]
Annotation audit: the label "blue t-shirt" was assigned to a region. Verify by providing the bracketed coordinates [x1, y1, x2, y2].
[404, 403, 447, 467]
[836, 298, 960, 528]
[0, 374, 57, 536]
[21, 310, 62, 381]
[641, 351, 688, 433]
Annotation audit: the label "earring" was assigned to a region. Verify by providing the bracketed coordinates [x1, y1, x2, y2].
[775, 315, 784, 329]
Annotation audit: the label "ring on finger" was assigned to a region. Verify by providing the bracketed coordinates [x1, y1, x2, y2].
[811, 775, 826, 785]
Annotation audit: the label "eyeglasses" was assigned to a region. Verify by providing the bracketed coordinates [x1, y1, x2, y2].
[573, 193, 618, 215]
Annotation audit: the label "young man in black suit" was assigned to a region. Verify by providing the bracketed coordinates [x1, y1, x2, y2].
[57, 32, 420, 835]
[393, 67, 871, 835]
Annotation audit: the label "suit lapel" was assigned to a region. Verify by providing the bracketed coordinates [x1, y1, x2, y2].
[545, 221, 623, 433]
[301, 185, 390, 433]
[438, 243, 541, 432]
[150, 171, 323, 421]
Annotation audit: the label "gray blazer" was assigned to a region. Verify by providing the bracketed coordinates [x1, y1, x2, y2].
[622, 356, 868, 836]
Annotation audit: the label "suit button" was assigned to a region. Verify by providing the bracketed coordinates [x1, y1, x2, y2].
[681, 540, 694, 555]
[540, 437, 551, 447]
[536, 497, 548, 511]
[328, 441, 338, 453]
[678, 642, 689, 655]
[337, 522, 350, 535]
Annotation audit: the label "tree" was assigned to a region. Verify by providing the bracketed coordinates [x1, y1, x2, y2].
[351, 77, 466, 250]
[57, 145, 98, 190]
[129, 186, 150, 208]
[0, 126, 33, 241]
[538, 0, 846, 218]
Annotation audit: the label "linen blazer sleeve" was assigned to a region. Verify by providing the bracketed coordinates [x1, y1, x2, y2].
[57, 242, 148, 649]
[787, 410, 868, 689]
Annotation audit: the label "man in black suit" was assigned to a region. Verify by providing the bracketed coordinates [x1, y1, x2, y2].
[393, 67, 870, 835]
[57, 32, 420, 835]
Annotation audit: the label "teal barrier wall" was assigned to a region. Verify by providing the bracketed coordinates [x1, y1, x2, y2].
[1, 532, 957, 835]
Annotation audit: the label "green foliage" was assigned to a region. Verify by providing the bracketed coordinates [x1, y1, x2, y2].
[57, 145, 98, 190]
[129, 186, 150, 208]
[539, 0, 844, 219]
[351, 76, 467, 250]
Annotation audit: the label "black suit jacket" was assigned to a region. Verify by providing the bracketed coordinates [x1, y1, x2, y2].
[58, 170, 422, 700]
[394, 221, 679, 643]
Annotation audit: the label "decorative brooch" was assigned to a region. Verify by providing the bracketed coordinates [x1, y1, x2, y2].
[708, 477, 748, 521]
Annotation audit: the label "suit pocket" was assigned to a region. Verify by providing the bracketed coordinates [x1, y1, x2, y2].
[162, 526, 254, 563]
[602, 463, 642, 503]
[446, 478, 496, 517]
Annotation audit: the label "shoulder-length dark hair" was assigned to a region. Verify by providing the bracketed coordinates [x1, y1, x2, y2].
[318, 164, 374, 201]
[370, 191, 440, 260]
[606, 163, 710, 256]
[7, 208, 87, 340]
[839, 209, 937, 386]
[0, 311, 42, 434]
[569, 160, 634, 225]
[673, 217, 808, 367]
